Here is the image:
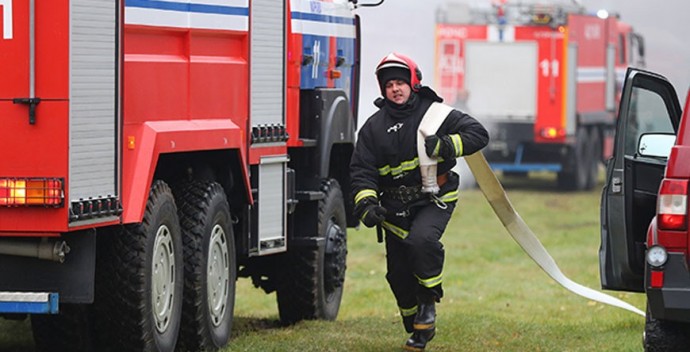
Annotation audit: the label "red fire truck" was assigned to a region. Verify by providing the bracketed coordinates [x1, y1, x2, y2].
[0, 0, 373, 351]
[435, 0, 645, 190]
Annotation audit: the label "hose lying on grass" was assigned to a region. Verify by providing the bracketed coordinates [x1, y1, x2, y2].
[464, 152, 645, 317]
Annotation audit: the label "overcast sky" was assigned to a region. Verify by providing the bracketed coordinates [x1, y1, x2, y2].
[354, 0, 690, 120]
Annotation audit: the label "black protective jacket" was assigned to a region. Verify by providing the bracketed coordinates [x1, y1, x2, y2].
[350, 87, 489, 221]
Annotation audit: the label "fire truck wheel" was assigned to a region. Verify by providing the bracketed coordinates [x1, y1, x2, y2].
[31, 304, 94, 351]
[644, 304, 690, 351]
[174, 181, 236, 352]
[276, 179, 347, 324]
[94, 180, 183, 352]
[585, 128, 601, 190]
[557, 127, 589, 191]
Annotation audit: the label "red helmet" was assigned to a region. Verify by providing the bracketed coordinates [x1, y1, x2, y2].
[375, 52, 423, 92]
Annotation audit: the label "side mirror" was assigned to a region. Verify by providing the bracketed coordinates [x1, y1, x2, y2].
[637, 133, 675, 158]
[351, 0, 385, 7]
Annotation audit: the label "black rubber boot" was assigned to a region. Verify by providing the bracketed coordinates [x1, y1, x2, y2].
[403, 297, 436, 351]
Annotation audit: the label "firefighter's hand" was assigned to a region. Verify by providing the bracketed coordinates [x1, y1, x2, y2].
[424, 135, 456, 159]
[361, 205, 387, 228]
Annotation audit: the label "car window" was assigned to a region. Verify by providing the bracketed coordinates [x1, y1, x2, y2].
[624, 86, 675, 156]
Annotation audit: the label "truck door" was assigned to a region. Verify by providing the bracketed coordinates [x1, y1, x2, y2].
[600, 68, 681, 291]
[249, 0, 288, 255]
[0, 1, 119, 230]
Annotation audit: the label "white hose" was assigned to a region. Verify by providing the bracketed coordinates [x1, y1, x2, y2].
[417, 103, 454, 193]
[465, 152, 645, 317]
[417, 102, 644, 317]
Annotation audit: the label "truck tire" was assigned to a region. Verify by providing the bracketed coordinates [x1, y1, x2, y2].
[558, 127, 589, 191]
[31, 304, 93, 352]
[644, 305, 690, 351]
[276, 179, 347, 324]
[586, 128, 602, 190]
[174, 181, 236, 352]
[95, 180, 183, 352]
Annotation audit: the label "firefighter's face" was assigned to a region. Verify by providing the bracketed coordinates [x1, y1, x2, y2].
[384, 79, 411, 105]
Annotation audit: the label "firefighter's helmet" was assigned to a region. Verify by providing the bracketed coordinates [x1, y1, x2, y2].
[375, 52, 423, 93]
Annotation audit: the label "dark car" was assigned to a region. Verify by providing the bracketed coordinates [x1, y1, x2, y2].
[599, 67, 690, 351]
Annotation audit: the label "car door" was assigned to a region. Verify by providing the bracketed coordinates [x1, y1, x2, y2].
[599, 68, 682, 292]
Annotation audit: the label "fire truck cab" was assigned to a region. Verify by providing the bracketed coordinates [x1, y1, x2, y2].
[0, 0, 369, 351]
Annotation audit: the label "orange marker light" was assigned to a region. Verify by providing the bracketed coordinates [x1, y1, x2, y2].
[328, 69, 342, 79]
[0, 178, 63, 206]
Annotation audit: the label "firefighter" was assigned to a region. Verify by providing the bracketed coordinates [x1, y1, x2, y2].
[350, 52, 489, 351]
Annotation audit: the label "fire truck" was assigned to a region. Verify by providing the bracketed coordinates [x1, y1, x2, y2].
[0, 0, 375, 351]
[435, 0, 645, 190]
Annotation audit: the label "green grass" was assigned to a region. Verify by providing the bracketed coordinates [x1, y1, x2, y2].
[0, 173, 646, 351]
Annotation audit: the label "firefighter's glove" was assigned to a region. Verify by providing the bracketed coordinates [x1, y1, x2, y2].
[424, 134, 457, 160]
[361, 204, 387, 228]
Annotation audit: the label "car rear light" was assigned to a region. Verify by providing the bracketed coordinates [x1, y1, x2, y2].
[0, 178, 64, 207]
[657, 179, 688, 230]
[650, 271, 664, 288]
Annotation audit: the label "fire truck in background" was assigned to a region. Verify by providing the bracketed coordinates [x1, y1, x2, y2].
[0, 0, 380, 351]
[435, 0, 645, 190]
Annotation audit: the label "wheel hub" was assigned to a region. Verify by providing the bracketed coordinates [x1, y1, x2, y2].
[324, 218, 347, 297]
[152, 225, 176, 333]
[207, 224, 230, 326]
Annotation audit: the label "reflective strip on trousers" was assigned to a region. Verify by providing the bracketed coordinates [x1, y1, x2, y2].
[382, 221, 409, 239]
[416, 272, 443, 288]
[400, 305, 418, 317]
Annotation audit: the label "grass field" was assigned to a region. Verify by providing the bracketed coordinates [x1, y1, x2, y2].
[0, 174, 647, 351]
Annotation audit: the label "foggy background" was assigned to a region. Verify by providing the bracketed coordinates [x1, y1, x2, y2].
[354, 0, 690, 122]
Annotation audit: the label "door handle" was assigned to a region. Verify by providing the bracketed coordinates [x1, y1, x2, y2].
[611, 176, 622, 194]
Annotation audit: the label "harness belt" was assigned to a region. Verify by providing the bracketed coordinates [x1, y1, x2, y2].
[382, 185, 423, 204]
[383, 173, 448, 204]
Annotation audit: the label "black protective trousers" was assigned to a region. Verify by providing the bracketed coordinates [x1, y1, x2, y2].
[384, 199, 456, 313]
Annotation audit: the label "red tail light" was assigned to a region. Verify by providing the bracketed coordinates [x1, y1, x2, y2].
[540, 127, 566, 139]
[0, 178, 64, 207]
[657, 179, 688, 230]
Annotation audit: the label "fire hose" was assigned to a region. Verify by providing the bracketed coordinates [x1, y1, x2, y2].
[418, 102, 644, 317]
